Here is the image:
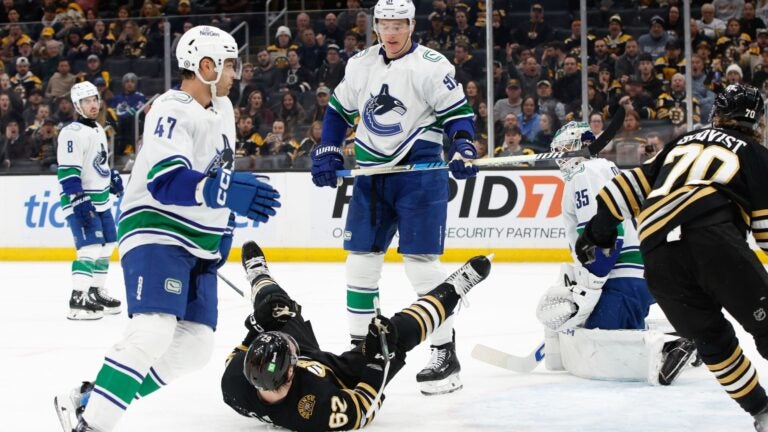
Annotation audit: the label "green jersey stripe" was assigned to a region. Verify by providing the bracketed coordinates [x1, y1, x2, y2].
[330, 96, 359, 126]
[434, 103, 474, 126]
[118, 209, 222, 252]
[147, 159, 188, 181]
[57, 167, 81, 181]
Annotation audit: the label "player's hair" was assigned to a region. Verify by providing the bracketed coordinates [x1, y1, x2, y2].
[712, 114, 764, 140]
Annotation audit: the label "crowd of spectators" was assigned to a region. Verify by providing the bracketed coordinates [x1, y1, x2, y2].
[2, 0, 768, 173]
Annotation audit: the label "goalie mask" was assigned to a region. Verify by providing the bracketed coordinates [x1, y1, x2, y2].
[243, 331, 299, 391]
[70, 81, 101, 118]
[176, 25, 241, 94]
[551, 121, 595, 178]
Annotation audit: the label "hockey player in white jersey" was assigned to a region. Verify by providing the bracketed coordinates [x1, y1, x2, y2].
[311, 0, 478, 395]
[536, 121, 696, 384]
[54, 26, 281, 432]
[57, 81, 123, 320]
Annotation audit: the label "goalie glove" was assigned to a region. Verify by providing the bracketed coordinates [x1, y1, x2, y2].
[536, 264, 607, 332]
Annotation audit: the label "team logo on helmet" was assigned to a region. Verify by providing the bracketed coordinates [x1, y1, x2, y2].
[362, 84, 407, 137]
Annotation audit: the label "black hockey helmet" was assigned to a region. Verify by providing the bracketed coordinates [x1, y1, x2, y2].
[243, 331, 299, 390]
[711, 84, 765, 131]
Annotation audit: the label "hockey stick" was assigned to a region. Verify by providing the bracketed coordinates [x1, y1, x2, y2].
[365, 297, 391, 421]
[217, 271, 245, 298]
[336, 106, 626, 178]
[471, 341, 545, 374]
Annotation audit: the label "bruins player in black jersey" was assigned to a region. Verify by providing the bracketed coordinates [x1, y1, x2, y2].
[221, 241, 491, 431]
[574, 84, 768, 431]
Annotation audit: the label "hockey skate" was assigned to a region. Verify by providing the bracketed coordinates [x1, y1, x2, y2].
[754, 403, 768, 432]
[88, 287, 121, 315]
[445, 254, 493, 305]
[67, 290, 103, 320]
[54, 381, 93, 432]
[242, 241, 271, 285]
[658, 337, 697, 385]
[416, 341, 463, 395]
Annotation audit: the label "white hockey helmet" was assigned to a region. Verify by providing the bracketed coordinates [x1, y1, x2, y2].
[551, 121, 593, 176]
[70, 81, 100, 118]
[374, 0, 416, 40]
[176, 25, 241, 86]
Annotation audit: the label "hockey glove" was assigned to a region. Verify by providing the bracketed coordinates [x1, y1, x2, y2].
[109, 169, 124, 197]
[448, 137, 479, 180]
[70, 191, 96, 227]
[201, 169, 281, 223]
[310, 143, 344, 188]
[575, 222, 617, 266]
[253, 290, 297, 331]
[362, 315, 398, 363]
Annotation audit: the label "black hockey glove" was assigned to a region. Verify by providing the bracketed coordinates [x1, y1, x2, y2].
[252, 290, 297, 332]
[362, 315, 398, 363]
[575, 222, 617, 266]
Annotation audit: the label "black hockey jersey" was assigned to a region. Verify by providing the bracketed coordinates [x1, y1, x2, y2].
[592, 127, 768, 254]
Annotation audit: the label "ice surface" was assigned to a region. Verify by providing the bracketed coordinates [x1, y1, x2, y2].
[2, 260, 763, 431]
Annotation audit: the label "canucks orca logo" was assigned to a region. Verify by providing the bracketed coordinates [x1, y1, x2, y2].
[205, 134, 235, 175]
[362, 84, 407, 137]
[93, 143, 110, 177]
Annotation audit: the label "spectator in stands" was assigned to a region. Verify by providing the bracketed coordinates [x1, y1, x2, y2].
[638, 15, 673, 60]
[657, 73, 701, 135]
[83, 20, 114, 58]
[716, 18, 752, 58]
[665, 6, 684, 38]
[337, 0, 363, 31]
[583, 78, 607, 118]
[604, 14, 633, 57]
[294, 12, 311, 41]
[420, 12, 453, 52]
[453, 43, 482, 87]
[541, 41, 567, 82]
[698, 3, 726, 40]
[740, 2, 766, 40]
[109, 6, 130, 42]
[496, 126, 533, 157]
[297, 120, 322, 159]
[10, 57, 41, 96]
[1, 23, 31, 61]
[115, 20, 147, 58]
[229, 61, 257, 107]
[554, 55, 580, 105]
[490, 9, 509, 50]
[725, 63, 744, 84]
[310, 85, 330, 123]
[22, 89, 45, 126]
[319, 12, 344, 46]
[464, 80, 483, 113]
[491, 60, 509, 103]
[611, 109, 647, 166]
[494, 78, 523, 123]
[276, 91, 305, 134]
[351, 11, 373, 49]
[512, 3, 552, 48]
[475, 100, 489, 134]
[589, 39, 616, 80]
[517, 56, 543, 99]
[598, 64, 622, 101]
[53, 95, 77, 128]
[252, 48, 280, 99]
[315, 44, 345, 91]
[64, 28, 88, 64]
[79, 54, 109, 88]
[32, 26, 54, 59]
[536, 80, 565, 123]
[244, 89, 274, 133]
[615, 38, 641, 81]
[29, 117, 57, 172]
[589, 111, 605, 136]
[0, 73, 11, 92]
[0, 118, 26, 167]
[691, 53, 716, 120]
[453, 8, 480, 49]
[563, 18, 596, 57]
[753, 45, 768, 90]
[262, 119, 298, 163]
[169, 0, 194, 35]
[16, 39, 38, 76]
[635, 53, 663, 98]
[281, 49, 313, 94]
[518, 96, 540, 142]
[94, 76, 113, 105]
[532, 113, 556, 153]
[655, 39, 685, 83]
[45, 58, 75, 99]
[138, 0, 162, 34]
[640, 131, 664, 163]
[268, 26, 297, 70]
[33, 6, 56, 38]
[297, 28, 324, 73]
[110, 72, 146, 154]
[714, 0, 744, 21]
[609, 77, 656, 120]
[340, 31, 360, 62]
[234, 115, 264, 170]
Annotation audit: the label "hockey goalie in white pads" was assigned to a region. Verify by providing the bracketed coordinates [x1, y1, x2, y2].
[535, 122, 698, 385]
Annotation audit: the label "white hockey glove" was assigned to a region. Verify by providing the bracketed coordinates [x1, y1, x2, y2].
[536, 264, 606, 332]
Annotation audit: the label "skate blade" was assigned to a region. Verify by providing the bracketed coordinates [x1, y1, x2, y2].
[54, 395, 75, 432]
[67, 310, 103, 320]
[101, 307, 122, 315]
[418, 373, 463, 396]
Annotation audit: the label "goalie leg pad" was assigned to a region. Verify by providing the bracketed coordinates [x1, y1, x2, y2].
[559, 327, 667, 384]
[403, 254, 453, 345]
[346, 252, 385, 340]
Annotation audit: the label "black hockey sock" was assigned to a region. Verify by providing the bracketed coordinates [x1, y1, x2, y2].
[391, 284, 457, 353]
[700, 341, 768, 415]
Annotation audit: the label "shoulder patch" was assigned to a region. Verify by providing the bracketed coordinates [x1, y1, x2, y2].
[423, 49, 443, 62]
[297, 394, 316, 420]
[65, 122, 83, 131]
[163, 92, 193, 104]
[352, 48, 370, 59]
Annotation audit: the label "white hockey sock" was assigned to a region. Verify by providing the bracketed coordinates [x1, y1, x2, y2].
[92, 243, 115, 289]
[72, 245, 101, 293]
[346, 253, 384, 340]
[403, 254, 451, 345]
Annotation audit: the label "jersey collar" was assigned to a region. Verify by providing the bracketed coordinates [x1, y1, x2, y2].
[379, 42, 419, 64]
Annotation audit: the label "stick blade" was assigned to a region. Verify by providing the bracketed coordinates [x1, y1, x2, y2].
[471, 343, 544, 374]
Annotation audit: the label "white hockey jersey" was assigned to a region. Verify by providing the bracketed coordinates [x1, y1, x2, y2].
[560, 158, 644, 279]
[329, 43, 474, 167]
[117, 90, 235, 260]
[56, 120, 112, 216]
